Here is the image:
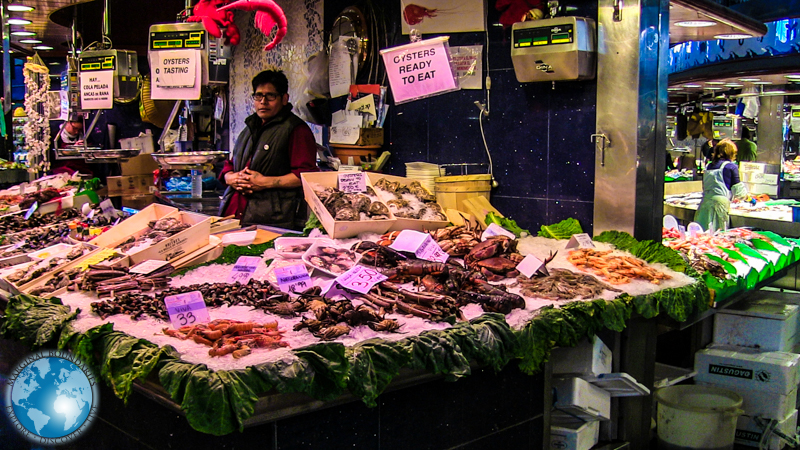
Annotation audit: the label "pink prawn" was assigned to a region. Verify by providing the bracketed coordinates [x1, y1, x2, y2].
[218, 0, 288, 51]
[403, 4, 458, 26]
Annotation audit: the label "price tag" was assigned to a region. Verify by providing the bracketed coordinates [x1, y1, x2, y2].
[481, 223, 516, 241]
[226, 256, 261, 284]
[687, 222, 704, 239]
[129, 259, 170, 275]
[337, 172, 367, 193]
[389, 230, 449, 263]
[24, 202, 38, 220]
[516, 254, 543, 278]
[274, 264, 312, 293]
[333, 265, 388, 294]
[87, 209, 96, 220]
[565, 233, 595, 249]
[164, 291, 210, 329]
[99, 199, 116, 219]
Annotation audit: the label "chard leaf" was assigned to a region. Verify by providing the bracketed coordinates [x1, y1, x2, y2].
[538, 218, 583, 240]
[407, 330, 471, 381]
[347, 338, 413, 407]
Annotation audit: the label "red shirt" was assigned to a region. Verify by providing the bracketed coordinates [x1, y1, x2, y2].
[220, 124, 318, 219]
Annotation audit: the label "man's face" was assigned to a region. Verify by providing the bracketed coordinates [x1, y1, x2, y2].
[253, 82, 288, 122]
[66, 121, 83, 135]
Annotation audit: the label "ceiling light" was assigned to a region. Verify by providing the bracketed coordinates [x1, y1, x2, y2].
[705, 87, 723, 90]
[675, 20, 717, 27]
[32, 45, 53, 51]
[667, 87, 681, 91]
[11, 31, 35, 36]
[48, 62, 60, 65]
[724, 83, 744, 87]
[753, 81, 773, 85]
[683, 84, 702, 88]
[766, 90, 787, 95]
[7, 4, 34, 12]
[19, 39, 41, 44]
[7, 19, 32, 25]
[706, 81, 726, 85]
[785, 74, 800, 79]
[739, 78, 760, 82]
[715, 34, 753, 39]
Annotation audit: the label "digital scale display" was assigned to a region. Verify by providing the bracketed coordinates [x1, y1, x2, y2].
[713, 118, 733, 127]
[513, 24, 574, 48]
[79, 55, 115, 72]
[793, 111, 800, 118]
[149, 30, 205, 50]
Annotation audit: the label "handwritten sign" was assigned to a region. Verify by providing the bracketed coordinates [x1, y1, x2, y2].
[565, 233, 595, 249]
[274, 264, 312, 293]
[516, 254, 544, 278]
[129, 259, 170, 275]
[79, 70, 114, 110]
[333, 265, 388, 294]
[152, 49, 198, 88]
[337, 172, 367, 193]
[164, 291, 210, 329]
[24, 202, 38, 220]
[481, 223, 516, 241]
[380, 37, 459, 104]
[226, 256, 261, 284]
[389, 229, 449, 263]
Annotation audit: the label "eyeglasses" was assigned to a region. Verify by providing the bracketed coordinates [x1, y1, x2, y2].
[252, 92, 280, 102]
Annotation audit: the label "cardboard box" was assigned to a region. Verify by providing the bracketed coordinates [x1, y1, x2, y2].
[735, 409, 797, 449]
[301, 172, 395, 239]
[356, 128, 383, 146]
[714, 291, 800, 352]
[126, 211, 211, 264]
[695, 346, 800, 395]
[552, 377, 611, 421]
[119, 154, 159, 176]
[121, 194, 156, 211]
[107, 175, 153, 196]
[90, 204, 178, 248]
[366, 173, 449, 232]
[551, 336, 613, 378]
[330, 126, 383, 146]
[550, 420, 600, 450]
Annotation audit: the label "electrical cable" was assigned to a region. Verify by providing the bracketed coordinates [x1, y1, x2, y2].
[478, 108, 496, 187]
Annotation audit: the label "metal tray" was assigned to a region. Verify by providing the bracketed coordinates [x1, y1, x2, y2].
[80, 148, 141, 162]
[152, 151, 227, 169]
[55, 146, 101, 160]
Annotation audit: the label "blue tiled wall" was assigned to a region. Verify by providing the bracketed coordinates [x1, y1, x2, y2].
[326, 1, 597, 234]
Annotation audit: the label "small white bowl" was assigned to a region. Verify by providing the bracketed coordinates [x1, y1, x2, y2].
[301, 241, 360, 277]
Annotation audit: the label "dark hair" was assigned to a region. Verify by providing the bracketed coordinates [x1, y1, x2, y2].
[252, 70, 288, 94]
[741, 126, 752, 140]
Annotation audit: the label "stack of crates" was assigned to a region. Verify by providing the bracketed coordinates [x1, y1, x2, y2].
[695, 290, 800, 449]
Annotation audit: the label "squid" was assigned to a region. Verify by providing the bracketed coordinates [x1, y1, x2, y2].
[218, 0, 288, 51]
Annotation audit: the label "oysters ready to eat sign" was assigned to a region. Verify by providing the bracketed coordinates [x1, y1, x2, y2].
[380, 36, 459, 104]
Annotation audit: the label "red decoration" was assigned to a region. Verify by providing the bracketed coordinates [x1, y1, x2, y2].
[218, 0, 288, 51]
[188, 0, 241, 46]
[495, 0, 545, 29]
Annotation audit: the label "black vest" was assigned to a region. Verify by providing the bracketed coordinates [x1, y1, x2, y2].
[220, 105, 307, 228]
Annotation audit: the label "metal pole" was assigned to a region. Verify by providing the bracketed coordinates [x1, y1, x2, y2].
[2, 0, 11, 115]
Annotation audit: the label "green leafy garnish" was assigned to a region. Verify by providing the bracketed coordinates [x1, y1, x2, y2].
[538, 218, 583, 239]
[484, 212, 530, 237]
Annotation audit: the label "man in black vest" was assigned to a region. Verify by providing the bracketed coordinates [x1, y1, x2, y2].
[219, 70, 318, 228]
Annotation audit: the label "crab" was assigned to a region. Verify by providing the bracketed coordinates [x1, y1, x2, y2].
[464, 236, 521, 281]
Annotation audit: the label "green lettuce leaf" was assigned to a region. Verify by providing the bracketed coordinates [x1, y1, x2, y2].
[484, 212, 530, 237]
[407, 330, 471, 381]
[0, 294, 78, 347]
[346, 338, 413, 407]
[538, 218, 583, 240]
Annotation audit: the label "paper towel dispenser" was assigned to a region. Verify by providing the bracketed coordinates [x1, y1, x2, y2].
[511, 17, 596, 83]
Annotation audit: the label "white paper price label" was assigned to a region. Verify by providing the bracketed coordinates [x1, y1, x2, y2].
[481, 223, 516, 241]
[164, 291, 210, 329]
[226, 256, 261, 284]
[333, 265, 388, 294]
[99, 199, 116, 219]
[129, 259, 170, 275]
[565, 233, 595, 249]
[24, 202, 38, 220]
[274, 264, 312, 293]
[113, 217, 121, 226]
[389, 230, 449, 263]
[337, 172, 367, 193]
[516, 254, 543, 278]
[87, 209, 96, 220]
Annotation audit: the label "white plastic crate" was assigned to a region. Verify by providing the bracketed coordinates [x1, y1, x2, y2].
[552, 377, 611, 421]
[714, 291, 800, 352]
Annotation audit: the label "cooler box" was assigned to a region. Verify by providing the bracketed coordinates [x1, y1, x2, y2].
[551, 335, 612, 377]
[695, 346, 800, 395]
[552, 377, 611, 421]
[735, 409, 798, 449]
[697, 381, 796, 420]
[713, 291, 800, 352]
[550, 419, 599, 450]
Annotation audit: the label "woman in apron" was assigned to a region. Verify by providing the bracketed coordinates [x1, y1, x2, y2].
[695, 139, 752, 231]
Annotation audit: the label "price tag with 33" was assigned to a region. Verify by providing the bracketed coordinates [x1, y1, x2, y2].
[164, 291, 210, 329]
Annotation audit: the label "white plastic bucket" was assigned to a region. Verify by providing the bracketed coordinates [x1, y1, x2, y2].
[655, 385, 744, 450]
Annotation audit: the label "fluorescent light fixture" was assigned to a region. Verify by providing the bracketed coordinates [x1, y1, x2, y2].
[7, 19, 31, 25]
[683, 84, 702, 88]
[715, 33, 753, 39]
[705, 87, 723, 90]
[706, 81, 726, 85]
[667, 87, 681, 91]
[724, 83, 744, 87]
[753, 81, 773, 85]
[766, 90, 787, 95]
[19, 39, 41, 44]
[738, 78, 761, 82]
[32, 45, 53, 50]
[47, 61, 60, 65]
[785, 74, 800, 79]
[675, 20, 716, 27]
[11, 31, 35, 36]
[7, 4, 34, 12]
